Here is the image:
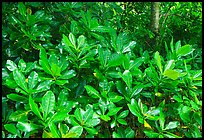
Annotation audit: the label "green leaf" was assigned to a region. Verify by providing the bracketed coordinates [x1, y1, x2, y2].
[125, 127, 135, 138]
[118, 110, 129, 118]
[35, 80, 53, 93]
[74, 108, 83, 124]
[108, 92, 124, 103]
[85, 118, 100, 127]
[163, 131, 182, 138]
[28, 71, 39, 90]
[164, 121, 180, 130]
[77, 35, 86, 49]
[119, 70, 132, 90]
[29, 95, 43, 120]
[129, 57, 144, 70]
[122, 41, 136, 53]
[49, 122, 60, 138]
[107, 53, 124, 67]
[62, 34, 76, 58]
[69, 32, 76, 49]
[164, 60, 175, 72]
[100, 115, 111, 122]
[42, 130, 54, 138]
[192, 70, 202, 79]
[7, 94, 27, 102]
[84, 85, 101, 98]
[144, 130, 159, 138]
[154, 51, 163, 73]
[51, 63, 61, 77]
[178, 105, 191, 122]
[9, 110, 28, 122]
[16, 122, 40, 132]
[112, 131, 121, 138]
[83, 108, 94, 123]
[39, 48, 52, 75]
[48, 53, 59, 67]
[106, 71, 121, 78]
[58, 69, 76, 80]
[68, 126, 83, 138]
[42, 91, 55, 120]
[59, 56, 69, 72]
[18, 59, 26, 71]
[5, 78, 17, 89]
[127, 99, 143, 121]
[91, 26, 113, 33]
[18, 2, 26, 16]
[193, 112, 202, 126]
[84, 127, 98, 135]
[4, 124, 18, 135]
[163, 69, 179, 80]
[117, 118, 127, 125]
[13, 69, 28, 93]
[176, 44, 194, 58]
[159, 110, 165, 130]
[107, 107, 122, 116]
[172, 95, 183, 102]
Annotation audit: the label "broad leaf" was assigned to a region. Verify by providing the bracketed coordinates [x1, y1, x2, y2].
[58, 69, 76, 80]
[4, 124, 18, 135]
[119, 70, 132, 90]
[176, 44, 194, 58]
[68, 126, 83, 138]
[163, 69, 179, 80]
[29, 95, 43, 120]
[49, 122, 60, 138]
[13, 69, 28, 93]
[28, 71, 39, 90]
[84, 85, 101, 98]
[39, 48, 52, 75]
[9, 110, 28, 122]
[74, 108, 83, 124]
[118, 110, 129, 118]
[164, 121, 180, 130]
[7, 94, 27, 102]
[42, 91, 55, 120]
[16, 122, 40, 133]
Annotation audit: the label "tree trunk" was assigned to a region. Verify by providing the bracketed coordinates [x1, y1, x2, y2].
[150, 2, 160, 51]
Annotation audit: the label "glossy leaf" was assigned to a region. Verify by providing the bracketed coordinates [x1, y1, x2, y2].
[176, 44, 194, 58]
[84, 85, 101, 98]
[84, 127, 98, 135]
[58, 69, 76, 80]
[42, 91, 55, 120]
[144, 130, 159, 138]
[100, 115, 111, 122]
[51, 63, 61, 77]
[9, 110, 28, 122]
[69, 32, 76, 49]
[107, 53, 123, 67]
[13, 69, 28, 93]
[42, 130, 54, 138]
[117, 118, 127, 125]
[29, 95, 43, 120]
[49, 122, 60, 138]
[18, 59, 26, 71]
[107, 107, 122, 116]
[108, 92, 124, 103]
[85, 118, 100, 127]
[35, 80, 53, 93]
[74, 108, 83, 124]
[164, 121, 180, 130]
[7, 94, 27, 102]
[16, 122, 40, 132]
[4, 124, 18, 135]
[28, 71, 39, 89]
[83, 108, 94, 123]
[125, 127, 135, 138]
[39, 48, 52, 75]
[119, 70, 132, 90]
[68, 126, 83, 138]
[118, 110, 129, 118]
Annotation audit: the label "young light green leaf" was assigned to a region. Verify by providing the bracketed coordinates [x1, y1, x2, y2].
[29, 95, 43, 120]
[51, 63, 61, 77]
[42, 130, 54, 138]
[69, 32, 76, 49]
[77, 35, 86, 49]
[28, 71, 39, 90]
[13, 69, 28, 93]
[42, 91, 55, 120]
[84, 85, 101, 98]
[163, 69, 179, 80]
[176, 44, 194, 58]
[39, 48, 52, 75]
[154, 51, 163, 73]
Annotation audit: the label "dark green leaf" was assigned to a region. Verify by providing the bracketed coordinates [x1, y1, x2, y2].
[125, 127, 135, 138]
[119, 70, 132, 90]
[18, 2, 26, 16]
[7, 94, 27, 102]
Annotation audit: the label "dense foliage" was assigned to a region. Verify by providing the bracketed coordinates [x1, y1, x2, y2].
[2, 2, 202, 138]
